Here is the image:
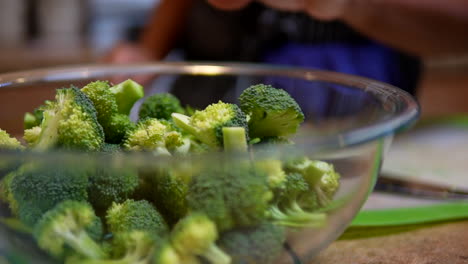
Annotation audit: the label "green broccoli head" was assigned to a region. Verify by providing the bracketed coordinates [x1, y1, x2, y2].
[109, 230, 158, 263]
[217, 222, 286, 264]
[266, 170, 329, 227]
[171, 213, 230, 264]
[254, 159, 286, 188]
[123, 118, 183, 155]
[139, 93, 185, 121]
[24, 107, 44, 129]
[34, 87, 105, 151]
[0, 129, 23, 150]
[172, 101, 248, 148]
[81, 81, 137, 144]
[152, 170, 190, 226]
[87, 164, 139, 214]
[34, 200, 105, 259]
[102, 114, 136, 144]
[10, 164, 89, 226]
[284, 158, 340, 210]
[23, 126, 42, 147]
[239, 84, 304, 138]
[187, 165, 272, 231]
[81, 81, 117, 123]
[106, 199, 169, 235]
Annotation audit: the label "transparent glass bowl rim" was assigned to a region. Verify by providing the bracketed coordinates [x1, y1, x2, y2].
[0, 62, 420, 152]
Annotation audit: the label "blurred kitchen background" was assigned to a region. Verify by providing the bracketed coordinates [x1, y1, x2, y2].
[0, 0, 467, 117]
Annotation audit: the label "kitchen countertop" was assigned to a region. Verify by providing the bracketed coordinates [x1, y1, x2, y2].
[314, 219, 468, 264]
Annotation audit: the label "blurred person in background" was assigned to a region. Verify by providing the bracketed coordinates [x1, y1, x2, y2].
[104, 0, 468, 108]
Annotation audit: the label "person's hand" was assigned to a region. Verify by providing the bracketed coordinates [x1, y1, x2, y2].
[206, 0, 350, 21]
[101, 42, 157, 85]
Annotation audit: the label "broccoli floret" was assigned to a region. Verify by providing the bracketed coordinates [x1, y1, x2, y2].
[0, 129, 24, 150]
[24, 107, 44, 129]
[139, 93, 185, 121]
[10, 164, 89, 226]
[172, 101, 248, 149]
[239, 84, 304, 138]
[81, 81, 137, 144]
[187, 165, 272, 231]
[170, 213, 230, 264]
[268, 173, 326, 227]
[0, 168, 22, 216]
[110, 79, 145, 115]
[23, 126, 42, 147]
[34, 87, 104, 151]
[106, 199, 168, 235]
[284, 158, 340, 210]
[123, 118, 183, 156]
[254, 159, 286, 188]
[34, 200, 105, 259]
[87, 163, 139, 214]
[151, 170, 189, 226]
[104, 230, 159, 264]
[217, 222, 285, 264]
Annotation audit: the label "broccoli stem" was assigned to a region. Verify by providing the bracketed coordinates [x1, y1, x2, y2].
[62, 230, 106, 259]
[222, 127, 247, 152]
[171, 113, 197, 135]
[202, 244, 231, 264]
[269, 206, 326, 227]
[34, 111, 60, 150]
[110, 80, 144, 115]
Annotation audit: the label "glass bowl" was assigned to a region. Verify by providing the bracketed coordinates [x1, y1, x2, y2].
[0, 63, 419, 264]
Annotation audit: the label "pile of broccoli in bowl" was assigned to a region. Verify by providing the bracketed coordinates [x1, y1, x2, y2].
[0, 80, 341, 264]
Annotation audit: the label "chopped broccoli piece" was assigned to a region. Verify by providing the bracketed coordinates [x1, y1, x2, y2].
[284, 158, 340, 210]
[123, 118, 183, 155]
[34, 200, 105, 259]
[239, 84, 304, 138]
[254, 159, 286, 188]
[222, 127, 247, 152]
[106, 230, 159, 264]
[87, 163, 139, 214]
[0, 129, 24, 150]
[268, 173, 326, 227]
[106, 199, 168, 235]
[171, 213, 230, 264]
[217, 222, 285, 264]
[139, 93, 185, 121]
[10, 164, 89, 226]
[172, 101, 248, 148]
[103, 114, 136, 144]
[110, 79, 144, 115]
[187, 165, 272, 231]
[151, 170, 190, 226]
[81, 81, 136, 144]
[23, 126, 41, 147]
[24, 107, 44, 129]
[34, 87, 104, 151]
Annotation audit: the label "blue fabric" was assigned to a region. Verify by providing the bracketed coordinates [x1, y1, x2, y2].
[262, 41, 401, 86]
[260, 42, 401, 120]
